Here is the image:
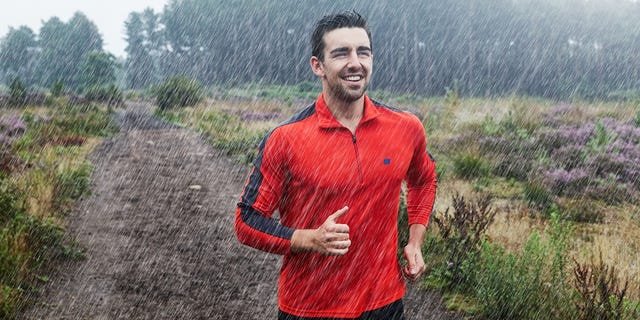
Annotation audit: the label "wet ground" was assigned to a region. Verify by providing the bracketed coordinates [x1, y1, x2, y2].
[20, 103, 463, 320]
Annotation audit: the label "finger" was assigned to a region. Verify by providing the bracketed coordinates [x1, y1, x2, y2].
[328, 239, 351, 250]
[325, 232, 350, 242]
[326, 223, 350, 234]
[327, 247, 349, 256]
[403, 267, 420, 281]
[402, 265, 417, 281]
[327, 206, 349, 222]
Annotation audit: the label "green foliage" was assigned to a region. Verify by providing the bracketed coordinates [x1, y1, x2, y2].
[587, 120, 616, 152]
[223, 83, 319, 104]
[50, 80, 64, 97]
[445, 80, 460, 108]
[0, 102, 106, 318]
[523, 181, 553, 210]
[8, 77, 27, 107]
[428, 193, 496, 291]
[154, 76, 203, 111]
[37, 13, 104, 91]
[572, 254, 637, 320]
[125, 9, 161, 89]
[1, 177, 75, 318]
[53, 161, 92, 213]
[79, 51, 118, 90]
[0, 26, 37, 86]
[396, 191, 409, 252]
[0, 178, 23, 229]
[452, 153, 490, 180]
[84, 84, 123, 106]
[157, 107, 267, 164]
[199, 110, 266, 163]
[473, 214, 574, 320]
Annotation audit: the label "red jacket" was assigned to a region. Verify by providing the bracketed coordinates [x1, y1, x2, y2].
[235, 94, 436, 318]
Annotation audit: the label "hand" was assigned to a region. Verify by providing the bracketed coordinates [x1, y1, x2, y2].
[290, 206, 351, 256]
[402, 243, 425, 281]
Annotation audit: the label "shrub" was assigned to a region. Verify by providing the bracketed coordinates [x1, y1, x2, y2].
[0, 116, 26, 147]
[50, 80, 64, 97]
[0, 178, 22, 227]
[479, 134, 538, 180]
[84, 84, 123, 107]
[453, 153, 490, 179]
[53, 162, 92, 213]
[474, 214, 574, 320]
[523, 181, 553, 211]
[573, 254, 639, 320]
[429, 193, 496, 289]
[474, 110, 640, 206]
[154, 76, 203, 111]
[8, 78, 27, 107]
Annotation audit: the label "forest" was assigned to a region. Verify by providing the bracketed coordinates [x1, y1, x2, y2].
[1, 0, 640, 100]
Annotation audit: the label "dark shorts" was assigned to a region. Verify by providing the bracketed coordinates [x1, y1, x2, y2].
[277, 299, 405, 320]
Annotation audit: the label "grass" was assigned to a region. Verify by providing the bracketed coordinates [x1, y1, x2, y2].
[0, 101, 115, 319]
[156, 99, 285, 164]
[154, 84, 640, 318]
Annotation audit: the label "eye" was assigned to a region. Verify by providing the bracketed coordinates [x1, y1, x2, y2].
[357, 49, 371, 57]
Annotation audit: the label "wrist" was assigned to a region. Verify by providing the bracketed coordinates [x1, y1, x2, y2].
[290, 229, 315, 253]
[407, 223, 426, 247]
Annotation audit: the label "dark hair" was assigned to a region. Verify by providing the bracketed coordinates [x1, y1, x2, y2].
[311, 10, 371, 61]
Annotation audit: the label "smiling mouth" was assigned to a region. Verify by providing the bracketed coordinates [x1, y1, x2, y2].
[343, 75, 363, 82]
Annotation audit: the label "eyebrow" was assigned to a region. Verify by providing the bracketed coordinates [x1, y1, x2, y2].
[329, 46, 372, 55]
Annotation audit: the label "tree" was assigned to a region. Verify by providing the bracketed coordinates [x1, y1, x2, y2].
[125, 10, 161, 89]
[80, 51, 118, 90]
[37, 12, 104, 91]
[0, 26, 38, 85]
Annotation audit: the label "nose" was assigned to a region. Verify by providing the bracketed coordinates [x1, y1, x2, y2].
[346, 51, 361, 68]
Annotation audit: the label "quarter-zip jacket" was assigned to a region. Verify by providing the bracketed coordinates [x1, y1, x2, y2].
[235, 94, 437, 318]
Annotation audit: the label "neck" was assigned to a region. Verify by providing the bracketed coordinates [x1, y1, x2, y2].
[323, 92, 365, 133]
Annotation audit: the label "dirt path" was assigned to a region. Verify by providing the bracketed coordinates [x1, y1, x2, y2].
[20, 103, 462, 320]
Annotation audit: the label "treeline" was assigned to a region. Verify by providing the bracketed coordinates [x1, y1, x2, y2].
[123, 0, 640, 99]
[0, 12, 119, 96]
[2, 0, 640, 99]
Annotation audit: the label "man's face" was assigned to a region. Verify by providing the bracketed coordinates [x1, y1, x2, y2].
[311, 27, 373, 103]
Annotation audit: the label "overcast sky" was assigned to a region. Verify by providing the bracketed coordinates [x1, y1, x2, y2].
[0, 0, 169, 58]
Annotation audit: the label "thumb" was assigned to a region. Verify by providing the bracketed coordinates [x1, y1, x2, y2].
[327, 206, 349, 223]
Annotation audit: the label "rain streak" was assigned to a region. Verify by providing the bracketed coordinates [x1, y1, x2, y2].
[1, 0, 639, 319]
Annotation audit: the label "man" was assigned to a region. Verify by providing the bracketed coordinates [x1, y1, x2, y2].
[235, 11, 437, 320]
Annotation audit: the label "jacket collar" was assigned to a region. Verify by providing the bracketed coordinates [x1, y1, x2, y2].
[315, 93, 380, 129]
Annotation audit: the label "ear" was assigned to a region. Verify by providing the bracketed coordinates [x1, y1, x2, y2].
[310, 56, 325, 78]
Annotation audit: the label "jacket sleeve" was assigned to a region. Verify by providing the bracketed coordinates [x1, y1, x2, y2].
[405, 117, 437, 226]
[235, 129, 294, 255]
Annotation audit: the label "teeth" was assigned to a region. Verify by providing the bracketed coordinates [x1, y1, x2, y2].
[345, 76, 362, 81]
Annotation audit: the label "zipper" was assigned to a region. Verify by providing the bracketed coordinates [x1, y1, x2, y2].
[351, 133, 363, 184]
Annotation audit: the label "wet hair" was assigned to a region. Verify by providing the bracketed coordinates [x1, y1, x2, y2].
[311, 10, 372, 61]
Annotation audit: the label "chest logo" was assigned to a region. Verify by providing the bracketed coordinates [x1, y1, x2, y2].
[383, 158, 391, 165]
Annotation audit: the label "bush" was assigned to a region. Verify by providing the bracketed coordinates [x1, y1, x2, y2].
[84, 84, 123, 107]
[50, 80, 65, 97]
[474, 214, 574, 319]
[573, 254, 640, 320]
[154, 76, 203, 111]
[523, 180, 553, 211]
[428, 193, 496, 290]
[453, 153, 490, 179]
[8, 78, 27, 107]
[53, 162, 92, 213]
